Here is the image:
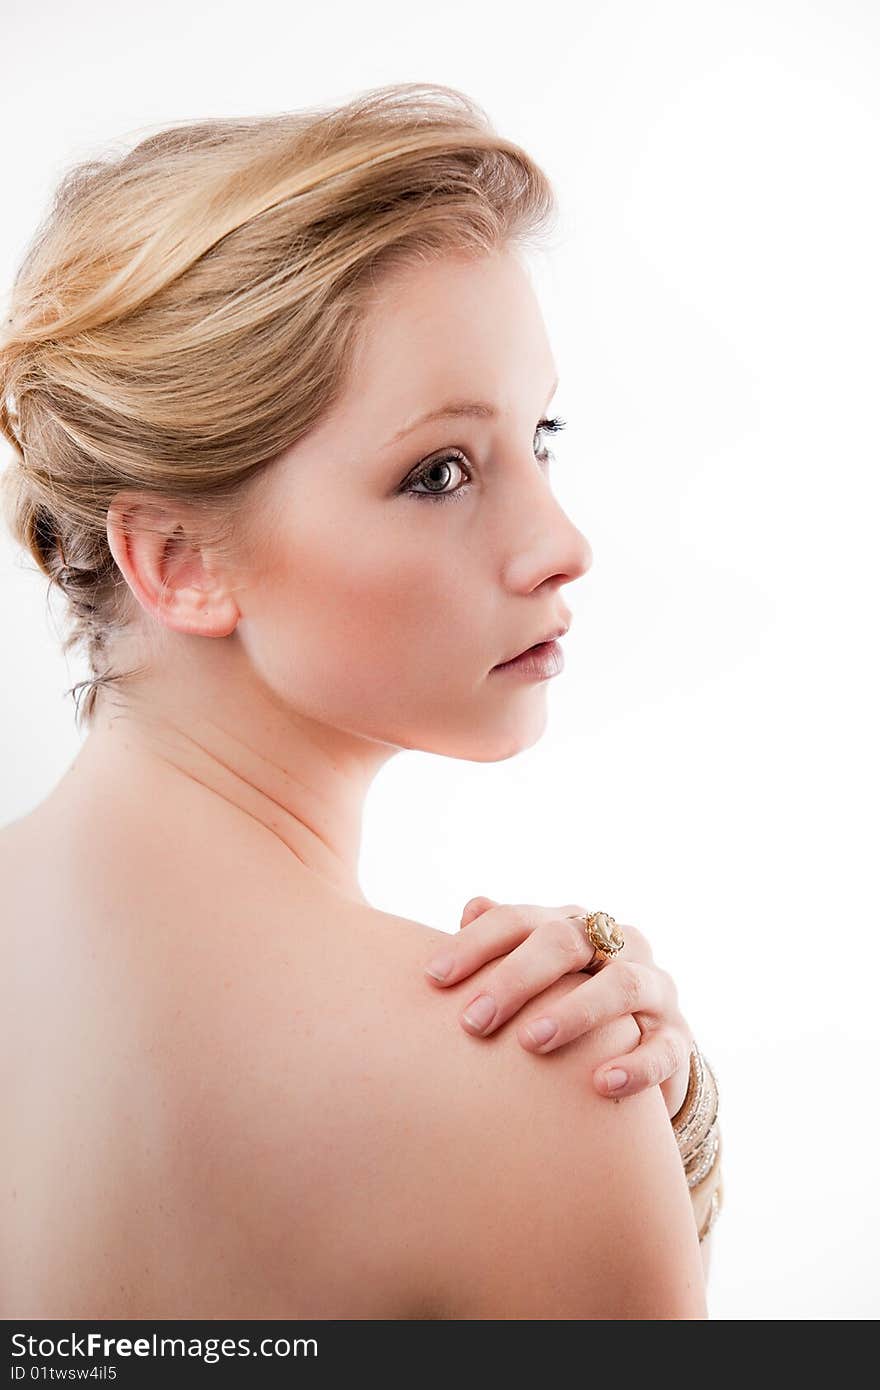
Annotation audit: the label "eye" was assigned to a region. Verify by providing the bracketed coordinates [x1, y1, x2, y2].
[401, 416, 567, 505]
[403, 453, 470, 503]
[534, 414, 566, 465]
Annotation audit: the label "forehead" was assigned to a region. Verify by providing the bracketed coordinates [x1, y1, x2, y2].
[333, 248, 556, 436]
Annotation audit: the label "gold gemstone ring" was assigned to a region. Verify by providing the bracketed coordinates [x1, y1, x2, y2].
[568, 910, 625, 970]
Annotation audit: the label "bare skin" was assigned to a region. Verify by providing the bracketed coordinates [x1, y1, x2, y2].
[0, 774, 705, 1319]
[1, 248, 706, 1318]
[2, 766, 528, 1319]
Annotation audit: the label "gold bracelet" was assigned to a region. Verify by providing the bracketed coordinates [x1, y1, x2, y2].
[698, 1176, 724, 1243]
[693, 1135, 724, 1242]
[672, 1043, 725, 1241]
[672, 1043, 719, 1153]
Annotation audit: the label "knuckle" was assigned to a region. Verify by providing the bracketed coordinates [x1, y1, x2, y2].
[646, 1035, 680, 1083]
[504, 903, 542, 934]
[623, 924, 659, 968]
[497, 964, 530, 1001]
[557, 917, 591, 962]
[667, 1032, 689, 1072]
[646, 1051, 666, 1086]
[461, 897, 488, 919]
[623, 922, 645, 951]
[614, 960, 643, 1010]
[660, 966, 679, 1001]
[620, 922, 648, 958]
[511, 969, 533, 998]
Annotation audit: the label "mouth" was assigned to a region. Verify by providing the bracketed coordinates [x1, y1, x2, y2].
[494, 623, 570, 668]
[491, 637, 566, 679]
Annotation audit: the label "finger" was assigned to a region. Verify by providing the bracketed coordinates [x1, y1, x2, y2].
[459, 896, 497, 929]
[458, 910, 599, 1035]
[592, 1026, 691, 1099]
[424, 901, 578, 985]
[516, 958, 672, 1052]
[614, 922, 655, 966]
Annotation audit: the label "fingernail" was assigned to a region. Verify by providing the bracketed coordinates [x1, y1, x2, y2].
[524, 1017, 558, 1047]
[424, 953, 455, 981]
[462, 993, 496, 1033]
[603, 1068, 628, 1092]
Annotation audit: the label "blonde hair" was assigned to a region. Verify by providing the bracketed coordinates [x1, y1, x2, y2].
[0, 81, 558, 732]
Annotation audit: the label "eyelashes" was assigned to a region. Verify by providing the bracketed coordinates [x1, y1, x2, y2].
[402, 415, 568, 504]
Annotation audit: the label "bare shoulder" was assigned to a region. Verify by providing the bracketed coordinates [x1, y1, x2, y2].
[0, 803, 705, 1319]
[194, 895, 706, 1319]
[374, 909, 707, 1319]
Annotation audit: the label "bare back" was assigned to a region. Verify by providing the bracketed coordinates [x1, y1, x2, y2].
[1, 776, 705, 1320]
[0, 791, 454, 1318]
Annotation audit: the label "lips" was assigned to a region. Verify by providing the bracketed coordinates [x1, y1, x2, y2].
[497, 622, 570, 666]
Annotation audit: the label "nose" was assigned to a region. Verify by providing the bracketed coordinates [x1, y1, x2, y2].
[499, 472, 593, 594]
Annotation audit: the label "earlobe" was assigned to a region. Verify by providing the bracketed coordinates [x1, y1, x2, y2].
[157, 584, 240, 638]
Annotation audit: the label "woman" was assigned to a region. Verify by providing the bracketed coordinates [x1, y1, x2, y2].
[0, 81, 721, 1319]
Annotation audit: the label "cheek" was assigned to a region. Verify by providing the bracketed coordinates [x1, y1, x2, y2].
[239, 512, 545, 757]
[257, 524, 473, 690]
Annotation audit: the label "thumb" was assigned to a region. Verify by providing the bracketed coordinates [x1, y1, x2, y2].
[460, 896, 498, 929]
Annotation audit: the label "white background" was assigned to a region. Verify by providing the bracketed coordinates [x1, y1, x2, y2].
[2, 0, 877, 1320]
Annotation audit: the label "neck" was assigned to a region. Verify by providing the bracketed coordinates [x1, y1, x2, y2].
[70, 681, 400, 906]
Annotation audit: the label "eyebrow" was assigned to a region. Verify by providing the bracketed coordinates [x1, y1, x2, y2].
[384, 375, 560, 448]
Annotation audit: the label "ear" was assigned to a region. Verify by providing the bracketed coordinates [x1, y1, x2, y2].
[106, 492, 240, 638]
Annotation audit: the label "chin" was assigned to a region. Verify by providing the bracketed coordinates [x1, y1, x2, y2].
[422, 707, 550, 763]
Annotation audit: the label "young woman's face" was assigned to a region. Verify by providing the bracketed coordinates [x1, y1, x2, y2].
[237, 247, 592, 762]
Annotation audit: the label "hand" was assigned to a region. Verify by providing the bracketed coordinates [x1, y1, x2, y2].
[423, 896, 693, 1115]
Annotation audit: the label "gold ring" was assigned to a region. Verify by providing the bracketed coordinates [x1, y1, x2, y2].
[568, 910, 625, 968]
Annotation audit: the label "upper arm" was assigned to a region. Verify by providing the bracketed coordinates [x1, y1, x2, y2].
[422, 979, 708, 1320]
